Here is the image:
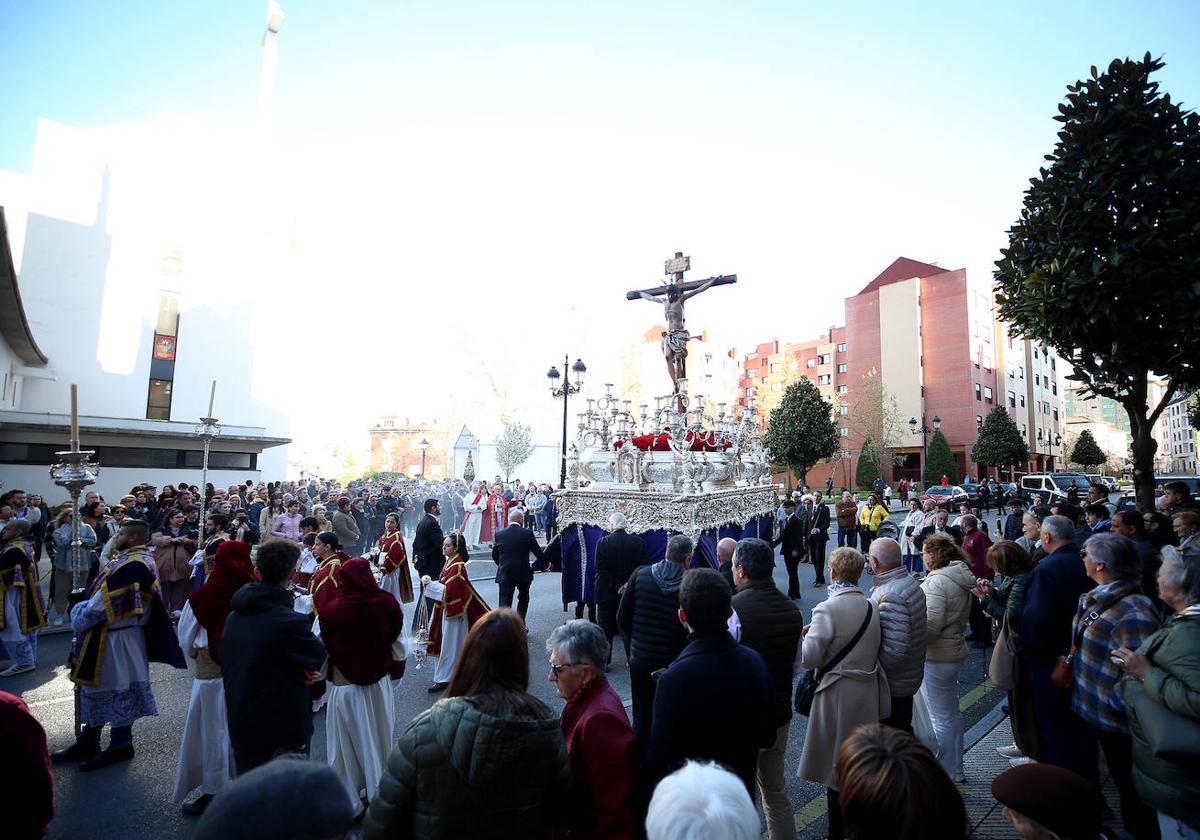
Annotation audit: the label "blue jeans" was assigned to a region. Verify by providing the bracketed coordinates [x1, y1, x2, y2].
[837, 525, 858, 548]
[903, 552, 924, 574]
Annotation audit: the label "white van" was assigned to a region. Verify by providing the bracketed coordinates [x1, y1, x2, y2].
[1019, 472, 1093, 504]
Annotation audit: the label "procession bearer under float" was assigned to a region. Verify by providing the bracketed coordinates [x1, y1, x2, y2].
[52, 518, 186, 771]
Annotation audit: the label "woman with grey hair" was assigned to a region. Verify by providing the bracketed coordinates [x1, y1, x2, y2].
[1113, 546, 1200, 837]
[1069, 533, 1160, 838]
[545, 620, 638, 837]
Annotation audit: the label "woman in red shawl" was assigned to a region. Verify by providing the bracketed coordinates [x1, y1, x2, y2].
[318, 557, 405, 816]
[376, 514, 414, 605]
[426, 532, 490, 692]
[172, 540, 256, 816]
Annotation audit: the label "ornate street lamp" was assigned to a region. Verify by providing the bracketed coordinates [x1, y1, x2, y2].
[418, 438, 429, 478]
[909, 414, 941, 482]
[548, 356, 587, 488]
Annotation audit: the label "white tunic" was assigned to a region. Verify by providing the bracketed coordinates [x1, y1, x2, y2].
[461, 493, 485, 548]
[70, 588, 157, 727]
[431, 615, 468, 684]
[325, 677, 396, 811]
[171, 603, 234, 802]
[311, 620, 403, 811]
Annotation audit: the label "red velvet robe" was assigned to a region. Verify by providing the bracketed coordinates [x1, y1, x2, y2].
[426, 557, 489, 657]
[377, 530, 414, 603]
[309, 550, 351, 615]
[482, 492, 508, 544]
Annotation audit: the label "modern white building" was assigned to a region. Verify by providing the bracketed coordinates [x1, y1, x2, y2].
[1164, 391, 1198, 474]
[0, 114, 292, 503]
[997, 332, 1066, 472]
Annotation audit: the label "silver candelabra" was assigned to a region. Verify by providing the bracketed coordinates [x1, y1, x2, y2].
[195, 416, 222, 536]
[49, 445, 100, 592]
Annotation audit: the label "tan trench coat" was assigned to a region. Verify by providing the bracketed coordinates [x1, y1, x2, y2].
[797, 586, 890, 789]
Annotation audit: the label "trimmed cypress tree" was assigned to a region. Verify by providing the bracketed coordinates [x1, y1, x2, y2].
[1069, 429, 1107, 471]
[924, 431, 958, 486]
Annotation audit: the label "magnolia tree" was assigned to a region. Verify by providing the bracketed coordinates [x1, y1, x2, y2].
[995, 55, 1200, 510]
[764, 379, 840, 486]
[971, 406, 1030, 481]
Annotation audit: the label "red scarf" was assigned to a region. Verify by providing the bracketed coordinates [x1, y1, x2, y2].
[188, 540, 257, 665]
[320, 557, 403, 685]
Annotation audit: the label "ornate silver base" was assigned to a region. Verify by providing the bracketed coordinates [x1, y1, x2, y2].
[554, 485, 777, 536]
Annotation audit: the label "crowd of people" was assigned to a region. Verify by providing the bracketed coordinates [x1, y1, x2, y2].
[0, 472, 1198, 839]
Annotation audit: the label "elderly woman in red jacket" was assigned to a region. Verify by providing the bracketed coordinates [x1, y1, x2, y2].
[546, 619, 639, 839]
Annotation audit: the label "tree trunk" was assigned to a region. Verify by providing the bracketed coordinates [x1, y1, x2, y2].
[1129, 420, 1158, 512]
[1122, 379, 1167, 512]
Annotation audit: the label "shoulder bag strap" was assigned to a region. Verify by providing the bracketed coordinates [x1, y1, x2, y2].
[817, 601, 874, 680]
[1070, 592, 1130, 651]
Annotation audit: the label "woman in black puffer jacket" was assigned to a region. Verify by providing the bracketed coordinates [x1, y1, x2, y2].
[363, 608, 571, 839]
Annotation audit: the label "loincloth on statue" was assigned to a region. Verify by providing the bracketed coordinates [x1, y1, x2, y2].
[660, 329, 690, 359]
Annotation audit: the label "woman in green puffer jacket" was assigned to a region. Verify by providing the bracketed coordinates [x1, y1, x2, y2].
[363, 608, 571, 839]
[1112, 546, 1200, 838]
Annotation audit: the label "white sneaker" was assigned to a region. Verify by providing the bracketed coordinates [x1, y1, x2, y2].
[995, 743, 1024, 759]
[53, 616, 65, 627]
[1009, 756, 1035, 767]
[0, 663, 34, 677]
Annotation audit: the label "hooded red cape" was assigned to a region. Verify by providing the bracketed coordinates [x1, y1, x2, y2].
[187, 540, 257, 665]
[320, 557, 404, 685]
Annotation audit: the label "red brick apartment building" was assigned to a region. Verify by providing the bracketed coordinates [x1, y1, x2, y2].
[740, 257, 1064, 488]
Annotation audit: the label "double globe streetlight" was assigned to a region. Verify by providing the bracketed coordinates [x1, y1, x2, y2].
[547, 357, 587, 489]
[910, 414, 941, 482]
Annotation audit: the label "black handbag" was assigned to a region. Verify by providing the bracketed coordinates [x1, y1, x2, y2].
[794, 601, 874, 716]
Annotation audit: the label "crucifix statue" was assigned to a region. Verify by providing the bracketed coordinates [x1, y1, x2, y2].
[627, 252, 736, 408]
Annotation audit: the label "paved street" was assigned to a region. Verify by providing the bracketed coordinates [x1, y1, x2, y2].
[5, 520, 1005, 839]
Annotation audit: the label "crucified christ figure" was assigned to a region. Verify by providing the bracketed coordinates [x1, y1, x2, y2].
[635, 280, 716, 387]
[627, 255, 737, 407]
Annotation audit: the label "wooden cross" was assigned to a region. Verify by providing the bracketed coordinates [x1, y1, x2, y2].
[624, 252, 737, 300]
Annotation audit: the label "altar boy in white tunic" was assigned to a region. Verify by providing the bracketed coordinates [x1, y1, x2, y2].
[316, 556, 405, 816]
[52, 519, 186, 771]
[172, 540, 256, 816]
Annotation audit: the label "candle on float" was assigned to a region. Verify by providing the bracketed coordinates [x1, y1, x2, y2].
[70, 384, 79, 443]
[208, 380, 217, 418]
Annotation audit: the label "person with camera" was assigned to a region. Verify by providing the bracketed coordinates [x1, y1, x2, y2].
[153, 508, 199, 615]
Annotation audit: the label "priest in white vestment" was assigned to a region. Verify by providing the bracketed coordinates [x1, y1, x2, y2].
[461, 483, 486, 549]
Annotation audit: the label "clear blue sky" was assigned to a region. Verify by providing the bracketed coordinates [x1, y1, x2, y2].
[3, 1, 1198, 174]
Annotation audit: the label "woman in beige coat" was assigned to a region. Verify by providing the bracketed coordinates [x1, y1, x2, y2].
[918, 532, 976, 782]
[798, 547, 890, 840]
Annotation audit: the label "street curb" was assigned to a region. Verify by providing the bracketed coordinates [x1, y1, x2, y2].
[963, 699, 1008, 751]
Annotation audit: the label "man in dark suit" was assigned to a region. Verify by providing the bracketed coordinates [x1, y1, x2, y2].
[1017, 515, 1093, 769]
[806, 493, 831, 586]
[595, 513, 650, 664]
[913, 508, 963, 551]
[491, 510, 546, 621]
[411, 498, 445, 629]
[772, 499, 808, 596]
[412, 498, 445, 580]
[646, 568, 773, 795]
